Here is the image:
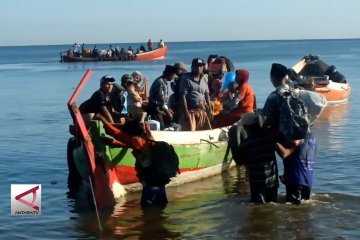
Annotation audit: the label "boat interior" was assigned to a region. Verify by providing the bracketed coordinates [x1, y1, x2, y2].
[291, 55, 347, 87]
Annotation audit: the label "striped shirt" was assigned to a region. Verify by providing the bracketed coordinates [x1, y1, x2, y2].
[149, 76, 169, 110]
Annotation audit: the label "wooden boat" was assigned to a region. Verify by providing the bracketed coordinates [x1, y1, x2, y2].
[67, 70, 234, 204]
[290, 54, 351, 105]
[60, 45, 168, 62]
[134, 45, 167, 61]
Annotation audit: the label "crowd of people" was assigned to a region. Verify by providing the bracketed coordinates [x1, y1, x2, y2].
[79, 56, 316, 206]
[66, 39, 165, 60]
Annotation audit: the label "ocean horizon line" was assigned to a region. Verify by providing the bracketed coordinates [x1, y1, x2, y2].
[0, 37, 359, 48]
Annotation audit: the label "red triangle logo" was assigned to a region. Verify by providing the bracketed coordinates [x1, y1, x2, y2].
[15, 185, 40, 211]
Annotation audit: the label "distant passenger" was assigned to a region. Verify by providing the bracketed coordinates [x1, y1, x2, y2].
[179, 58, 212, 131]
[148, 65, 177, 130]
[158, 39, 165, 48]
[120, 48, 126, 60]
[115, 47, 120, 59]
[73, 43, 81, 57]
[147, 39, 153, 51]
[127, 46, 134, 60]
[81, 43, 85, 54]
[67, 49, 73, 57]
[109, 44, 115, 57]
[127, 46, 133, 55]
[139, 44, 146, 52]
[92, 45, 98, 58]
[73, 43, 80, 53]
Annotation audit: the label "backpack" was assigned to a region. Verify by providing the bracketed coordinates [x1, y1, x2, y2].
[135, 141, 180, 186]
[227, 122, 247, 165]
[278, 88, 310, 140]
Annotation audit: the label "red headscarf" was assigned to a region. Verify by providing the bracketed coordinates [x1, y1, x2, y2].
[235, 69, 250, 84]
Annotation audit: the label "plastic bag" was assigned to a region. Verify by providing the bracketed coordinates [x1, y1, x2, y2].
[298, 90, 327, 125]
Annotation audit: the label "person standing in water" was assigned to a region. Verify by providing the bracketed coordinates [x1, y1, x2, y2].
[275, 132, 317, 204]
[237, 112, 279, 203]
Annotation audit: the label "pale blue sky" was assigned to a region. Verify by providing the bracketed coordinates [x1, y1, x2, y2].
[1, 0, 359, 46]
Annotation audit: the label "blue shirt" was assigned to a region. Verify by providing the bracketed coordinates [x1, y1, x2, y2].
[284, 132, 317, 186]
[121, 91, 128, 114]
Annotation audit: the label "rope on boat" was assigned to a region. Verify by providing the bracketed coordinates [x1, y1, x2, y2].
[89, 176, 103, 232]
[74, 119, 102, 232]
[200, 139, 220, 148]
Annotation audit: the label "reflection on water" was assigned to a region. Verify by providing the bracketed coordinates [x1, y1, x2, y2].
[316, 103, 350, 126]
[221, 166, 250, 197]
[313, 103, 350, 152]
[69, 168, 360, 239]
[1, 40, 360, 239]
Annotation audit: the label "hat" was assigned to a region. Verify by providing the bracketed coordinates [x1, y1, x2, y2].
[121, 74, 135, 86]
[112, 83, 125, 92]
[270, 63, 287, 80]
[132, 71, 142, 77]
[209, 58, 227, 75]
[240, 112, 259, 126]
[173, 62, 186, 70]
[235, 69, 250, 83]
[163, 65, 176, 75]
[191, 58, 206, 67]
[100, 75, 115, 85]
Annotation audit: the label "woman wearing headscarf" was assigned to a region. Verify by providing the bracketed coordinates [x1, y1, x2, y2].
[212, 69, 256, 128]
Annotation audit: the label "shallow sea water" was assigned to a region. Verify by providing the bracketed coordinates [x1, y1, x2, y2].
[0, 39, 359, 239]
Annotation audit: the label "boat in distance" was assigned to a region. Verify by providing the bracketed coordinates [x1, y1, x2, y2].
[290, 54, 351, 105]
[60, 45, 168, 62]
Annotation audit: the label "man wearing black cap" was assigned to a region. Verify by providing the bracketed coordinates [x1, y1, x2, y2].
[262, 63, 289, 130]
[263, 63, 315, 205]
[178, 58, 212, 131]
[79, 75, 118, 123]
[148, 65, 177, 130]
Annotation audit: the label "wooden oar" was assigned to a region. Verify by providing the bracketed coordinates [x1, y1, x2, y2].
[205, 112, 213, 130]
